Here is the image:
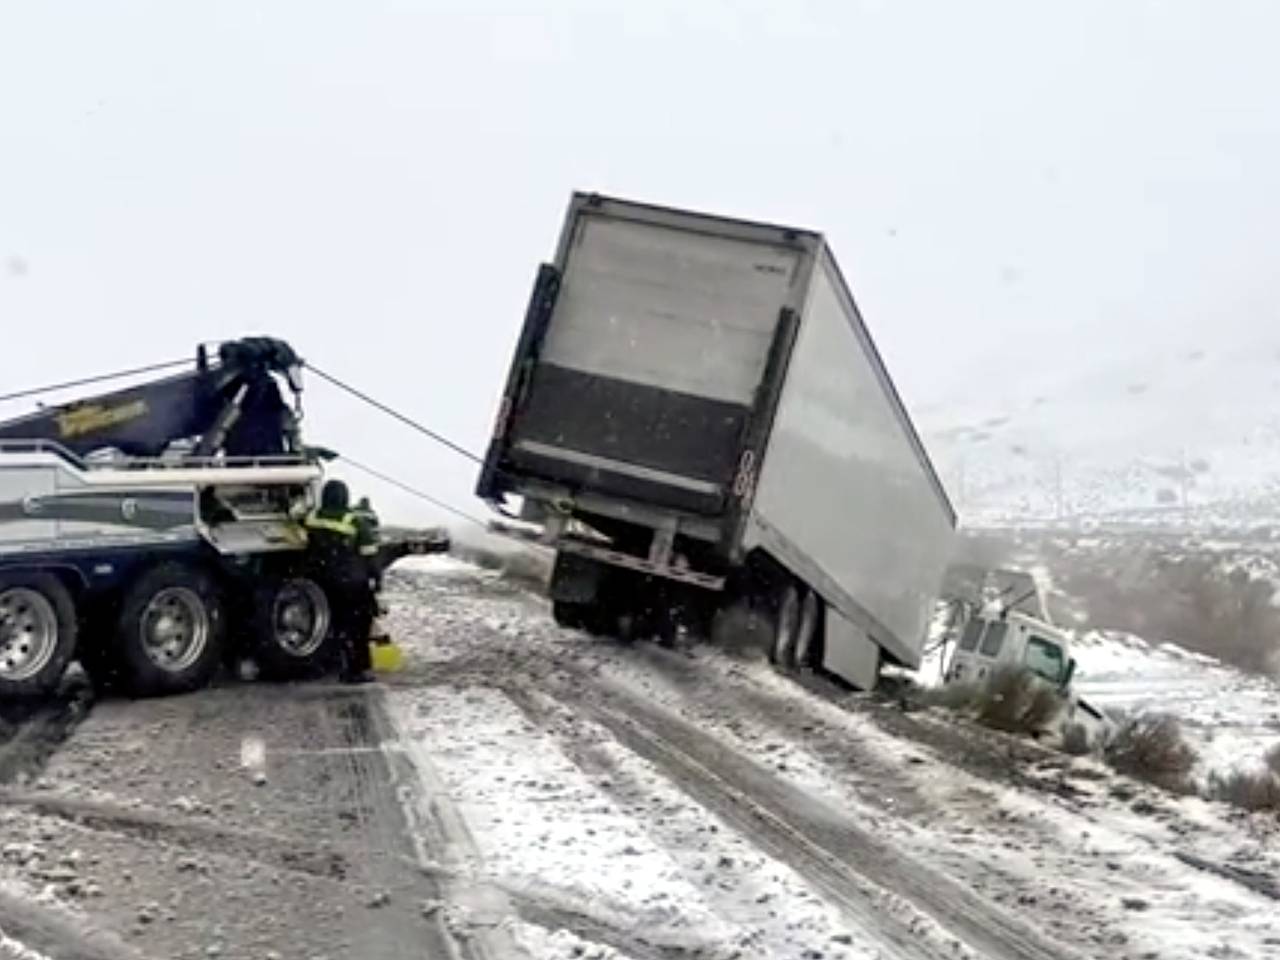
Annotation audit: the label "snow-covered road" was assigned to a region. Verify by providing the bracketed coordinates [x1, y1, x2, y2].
[2, 556, 1278, 959]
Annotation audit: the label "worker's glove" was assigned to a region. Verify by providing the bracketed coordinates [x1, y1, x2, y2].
[303, 444, 339, 462]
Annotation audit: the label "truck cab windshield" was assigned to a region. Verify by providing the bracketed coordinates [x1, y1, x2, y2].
[1025, 636, 1066, 685]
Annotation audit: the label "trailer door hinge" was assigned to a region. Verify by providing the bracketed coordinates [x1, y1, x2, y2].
[648, 524, 676, 566]
[733, 450, 756, 498]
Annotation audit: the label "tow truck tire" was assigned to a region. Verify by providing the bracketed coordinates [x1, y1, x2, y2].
[0, 572, 77, 699]
[116, 563, 226, 697]
[251, 576, 339, 680]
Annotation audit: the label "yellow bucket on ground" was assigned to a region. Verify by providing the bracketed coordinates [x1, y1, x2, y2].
[370, 640, 404, 673]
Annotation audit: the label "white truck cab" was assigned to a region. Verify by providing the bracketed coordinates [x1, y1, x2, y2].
[940, 565, 1113, 745]
[946, 609, 1076, 690]
[943, 604, 1113, 745]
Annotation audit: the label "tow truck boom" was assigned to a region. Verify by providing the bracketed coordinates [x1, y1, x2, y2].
[0, 338, 303, 460]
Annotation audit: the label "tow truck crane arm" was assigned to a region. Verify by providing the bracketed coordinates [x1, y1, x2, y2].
[0, 337, 304, 460]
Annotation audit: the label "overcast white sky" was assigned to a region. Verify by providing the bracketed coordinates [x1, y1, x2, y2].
[3, 2, 1278, 524]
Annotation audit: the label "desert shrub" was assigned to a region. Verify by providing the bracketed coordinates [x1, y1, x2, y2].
[1104, 713, 1198, 793]
[1060, 722, 1093, 756]
[1208, 769, 1280, 812]
[927, 667, 1065, 736]
[923, 680, 982, 712]
[1265, 743, 1280, 777]
[1043, 541, 1280, 675]
[973, 666, 1065, 734]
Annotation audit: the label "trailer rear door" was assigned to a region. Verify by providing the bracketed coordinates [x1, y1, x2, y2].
[506, 197, 810, 514]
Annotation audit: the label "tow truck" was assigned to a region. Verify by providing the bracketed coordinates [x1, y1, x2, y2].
[0, 338, 446, 699]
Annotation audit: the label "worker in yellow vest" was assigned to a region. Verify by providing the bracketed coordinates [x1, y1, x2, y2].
[304, 480, 377, 683]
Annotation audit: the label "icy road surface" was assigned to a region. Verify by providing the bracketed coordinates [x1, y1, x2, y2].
[2, 555, 1279, 959]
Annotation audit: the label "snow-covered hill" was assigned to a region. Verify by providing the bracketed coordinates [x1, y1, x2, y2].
[917, 338, 1280, 524]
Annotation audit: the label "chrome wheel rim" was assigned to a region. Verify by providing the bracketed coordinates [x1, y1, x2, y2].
[0, 588, 59, 682]
[272, 579, 330, 657]
[141, 587, 209, 672]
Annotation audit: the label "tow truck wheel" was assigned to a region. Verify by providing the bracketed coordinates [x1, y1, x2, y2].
[769, 583, 802, 668]
[252, 576, 338, 679]
[0, 573, 77, 699]
[116, 563, 226, 697]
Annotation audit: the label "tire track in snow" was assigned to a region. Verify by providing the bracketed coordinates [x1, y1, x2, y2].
[0, 680, 93, 785]
[534, 671, 1084, 960]
[385, 686, 722, 960]
[507, 682, 956, 960]
[501, 685, 897, 960]
[0, 887, 147, 960]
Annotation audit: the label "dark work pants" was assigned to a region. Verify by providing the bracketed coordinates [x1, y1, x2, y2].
[328, 577, 375, 676]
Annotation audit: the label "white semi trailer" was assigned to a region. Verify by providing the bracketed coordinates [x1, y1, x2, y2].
[478, 194, 956, 689]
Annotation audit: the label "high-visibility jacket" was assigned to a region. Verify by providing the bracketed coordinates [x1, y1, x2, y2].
[304, 507, 377, 581]
[351, 506, 380, 557]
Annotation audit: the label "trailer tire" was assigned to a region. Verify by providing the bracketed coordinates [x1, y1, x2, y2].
[116, 563, 226, 697]
[552, 600, 587, 631]
[251, 576, 339, 680]
[553, 600, 615, 637]
[614, 609, 644, 644]
[769, 583, 802, 667]
[0, 573, 78, 699]
[652, 609, 678, 648]
[793, 589, 822, 669]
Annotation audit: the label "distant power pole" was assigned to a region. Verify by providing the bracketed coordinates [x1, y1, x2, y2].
[1179, 446, 1190, 519]
[1052, 455, 1064, 521]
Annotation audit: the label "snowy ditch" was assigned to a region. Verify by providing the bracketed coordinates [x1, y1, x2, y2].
[378, 558, 1280, 959]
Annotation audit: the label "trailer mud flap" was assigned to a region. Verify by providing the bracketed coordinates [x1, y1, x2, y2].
[822, 609, 881, 691]
[549, 551, 604, 603]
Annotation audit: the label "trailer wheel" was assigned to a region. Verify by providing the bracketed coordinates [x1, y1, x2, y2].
[116, 563, 226, 697]
[769, 583, 802, 667]
[652, 609, 678, 648]
[793, 589, 823, 669]
[0, 573, 77, 698]
[552, 600, 587, 631]
[553, 600, 614, 637]
[251, 576, 338, 680]
[614, 609, 643, 644]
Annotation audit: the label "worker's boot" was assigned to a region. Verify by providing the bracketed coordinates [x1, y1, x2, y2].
[339, 641, 376, 685]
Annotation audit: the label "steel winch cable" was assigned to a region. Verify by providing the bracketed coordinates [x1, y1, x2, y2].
[338, 455, 488, 530]
[0, 358, 191, 405]
[305, 363, 483, 465]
